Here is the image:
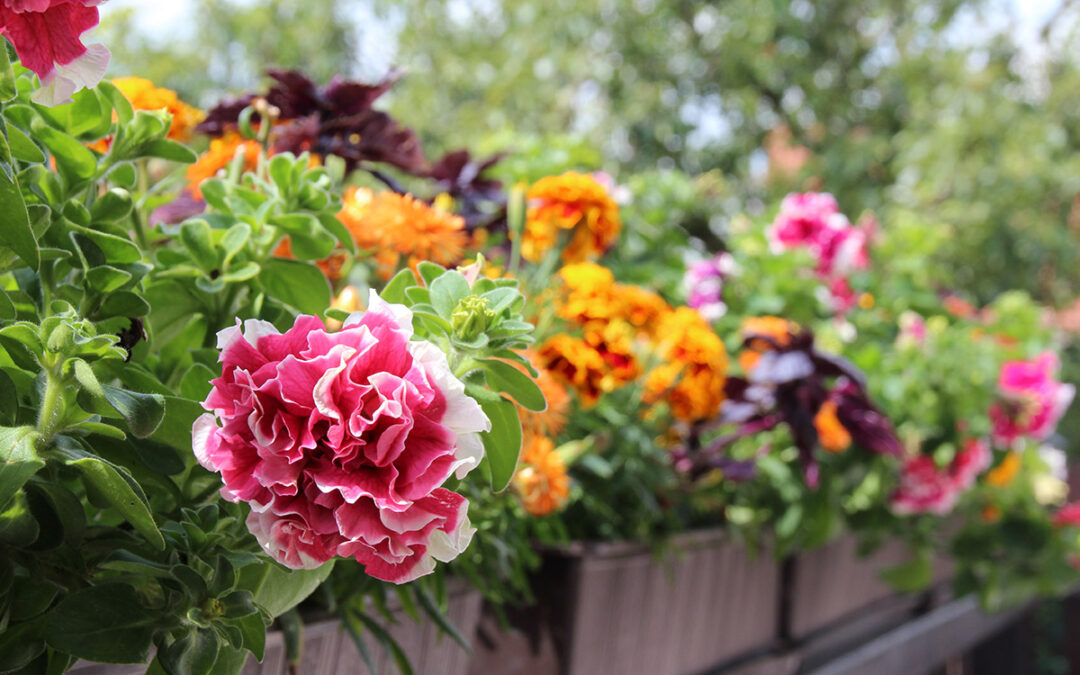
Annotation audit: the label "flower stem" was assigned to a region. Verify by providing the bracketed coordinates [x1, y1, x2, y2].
[36, 369, 67, 447]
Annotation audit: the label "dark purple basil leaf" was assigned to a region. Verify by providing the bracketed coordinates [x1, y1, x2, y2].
[196, 95, 256, 135]
[832, 380, 904, 456]
[149, 192, 206, 227]
[749, 350, 815, 385]
[811, 349, 868, 389]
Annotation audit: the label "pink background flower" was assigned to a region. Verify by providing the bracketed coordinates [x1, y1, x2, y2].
[0, 0, 110, 105]
[990, 352, 1075, 447]
[194, 293, 490, 583]
[891, 439, 990, 516]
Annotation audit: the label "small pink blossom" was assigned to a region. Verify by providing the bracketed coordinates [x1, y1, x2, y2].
[990, 352, 1075, 448]
[684, 252, 737, 321]
[0, 1, 110, 105]
[896, 311, 927, 348]
[891, 439, 991, 516]
[193, 292, 491, 583]
[1053, 501, 1080, 528]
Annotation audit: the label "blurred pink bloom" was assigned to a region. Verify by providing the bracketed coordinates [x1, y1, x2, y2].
[896, 311, 927, 347]
[0, 0, 110, 105]
[990, 352, 1075, 448]
[891, 439, 991, 516]
[767, 192, 848, 252]
[1053, 501, 1080, 528]
[193, 293, 490, 583]
[684, 252, 738, 321]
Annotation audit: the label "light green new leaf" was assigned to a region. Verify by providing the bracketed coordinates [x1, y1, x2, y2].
[0, 426, 43, 510]
[60, 448, 164, 550]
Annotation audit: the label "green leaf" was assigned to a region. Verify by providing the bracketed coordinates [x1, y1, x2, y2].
[0, 490, 39, 546]
[7, 124, 45, 163]
[149, 395, 204, 454]
[160, 628, 220, 675]
[0, 41, 15, 102]
[416, 588, 471, 650]
[239, 560, 335, 618]
[34, 125, 96, 182]
[71, 358, 104, 399]
[270, 214, 336, 260]
[317, 212, 356, 254]
[0, 121, 36, 270]
[0, 426, 44, 510]
[879, 553, 933, 592]
[225, 612, 267, 661]
[0, 369, 16, 424]
[478, 397, 522, 492]
[60, 449, 164, 550]
[381, 268, 417, 305]
[179, 363, 216, 401]
[141, 139, 198, 164]
[258, 258, 331, 316]
[479, 359, 547, 412]
[220, 223, 251, 266]
[101, 384, 165, 438]
[417, 261, 447, 286]
[85, 265, 133, 293]
[180, 220, 219, 272]
[97, 290, 151, 319]
[45, 584, 157, 664]
[0, 615, 46, 672]
[98, 81, 134, 126]
[429, 270, 470, 317]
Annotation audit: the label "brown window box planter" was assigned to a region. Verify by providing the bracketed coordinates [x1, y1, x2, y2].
[471, 529, 781, 675]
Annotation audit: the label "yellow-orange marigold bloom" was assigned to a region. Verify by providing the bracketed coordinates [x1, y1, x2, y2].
[514, 352, 570, 439]
[738, 316, 797, 372]
[537, 334, 609, 406]
[186, 132, 262, 198]
[523, 172, 621, 263]
[616, 285, 672, 334]
[338, 187, 468, 280]
[583, 320, 642, 387]
[644, 308, 728, 421]
[814, 400, 852, 453]
[113, 77, 204, 141]
[986, 451, 1021, 488]
[513, 434, 571, 516]
[555, 262, 671, 332]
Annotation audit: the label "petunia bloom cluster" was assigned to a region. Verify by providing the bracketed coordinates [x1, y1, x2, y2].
[767, 192, 872, 312]
[890, 439, 991, 516]
[990, 352, 1075, 448]
[193, 293, 490, 583]
[1, 0, 110, 105]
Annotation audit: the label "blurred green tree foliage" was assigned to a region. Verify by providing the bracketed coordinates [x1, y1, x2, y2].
[100, 0, 1080, 305]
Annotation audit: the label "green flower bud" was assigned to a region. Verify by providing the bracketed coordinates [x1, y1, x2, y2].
[452, 296, 497, 341]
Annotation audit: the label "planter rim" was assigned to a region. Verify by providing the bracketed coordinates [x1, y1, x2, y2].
[537, 526, 743, 560]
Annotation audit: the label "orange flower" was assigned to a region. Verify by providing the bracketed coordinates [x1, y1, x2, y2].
[644, 308, 728, 422]
[555, 262, 672, 332]
[186, 132, 261, 198]
[337, 187, 468, 280]
[113, 77, 204, 142]
[537, 334, 609, 406]
[814, 400, 852, 453]
[273, 238, 349, 280]
[523, 172, 621, 263]
[514, 352, 570, 439]
[325, 285, 363, 331]
[738, 316, 797, 372]
[583, 320, 641, 387]
[512, 434, 571, 516]
[981, 504, 1002, 523]
[943, 295, 977, 319]
[986, 451, 1021, 488]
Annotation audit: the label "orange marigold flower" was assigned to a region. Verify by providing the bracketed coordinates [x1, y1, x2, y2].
[186, 132, 262, 199]
[644, 308, 729, 422]
[537, 334, 609, 406]
[555, 262, 672, 332]
[738, 316, 797, 372]
[514, 352, 570, 439]
[338, 187, 468, 280]
[814, 400, 852, 453]
[113, 77, 204, 141]
[513, 434, 571, 516]
[523, 172, 621, 263]
[986, 451, 1021, 488]
[583, 320, 642, 387]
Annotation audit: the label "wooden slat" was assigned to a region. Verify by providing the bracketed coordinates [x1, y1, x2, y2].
[804, 596, 1030, 675]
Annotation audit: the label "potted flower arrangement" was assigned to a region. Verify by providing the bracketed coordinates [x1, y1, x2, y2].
[0, 10, 545, 674]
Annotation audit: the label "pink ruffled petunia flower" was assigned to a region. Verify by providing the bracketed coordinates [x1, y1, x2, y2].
[890, 439, 991, 516]
[0, 0, 110, 106]
[193, 292, 491, 583]
[684, 252, 738, 321]
[766, 192, 849, 253]
[990, 352, 1075, 448]
[767, 192, 873, 313]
